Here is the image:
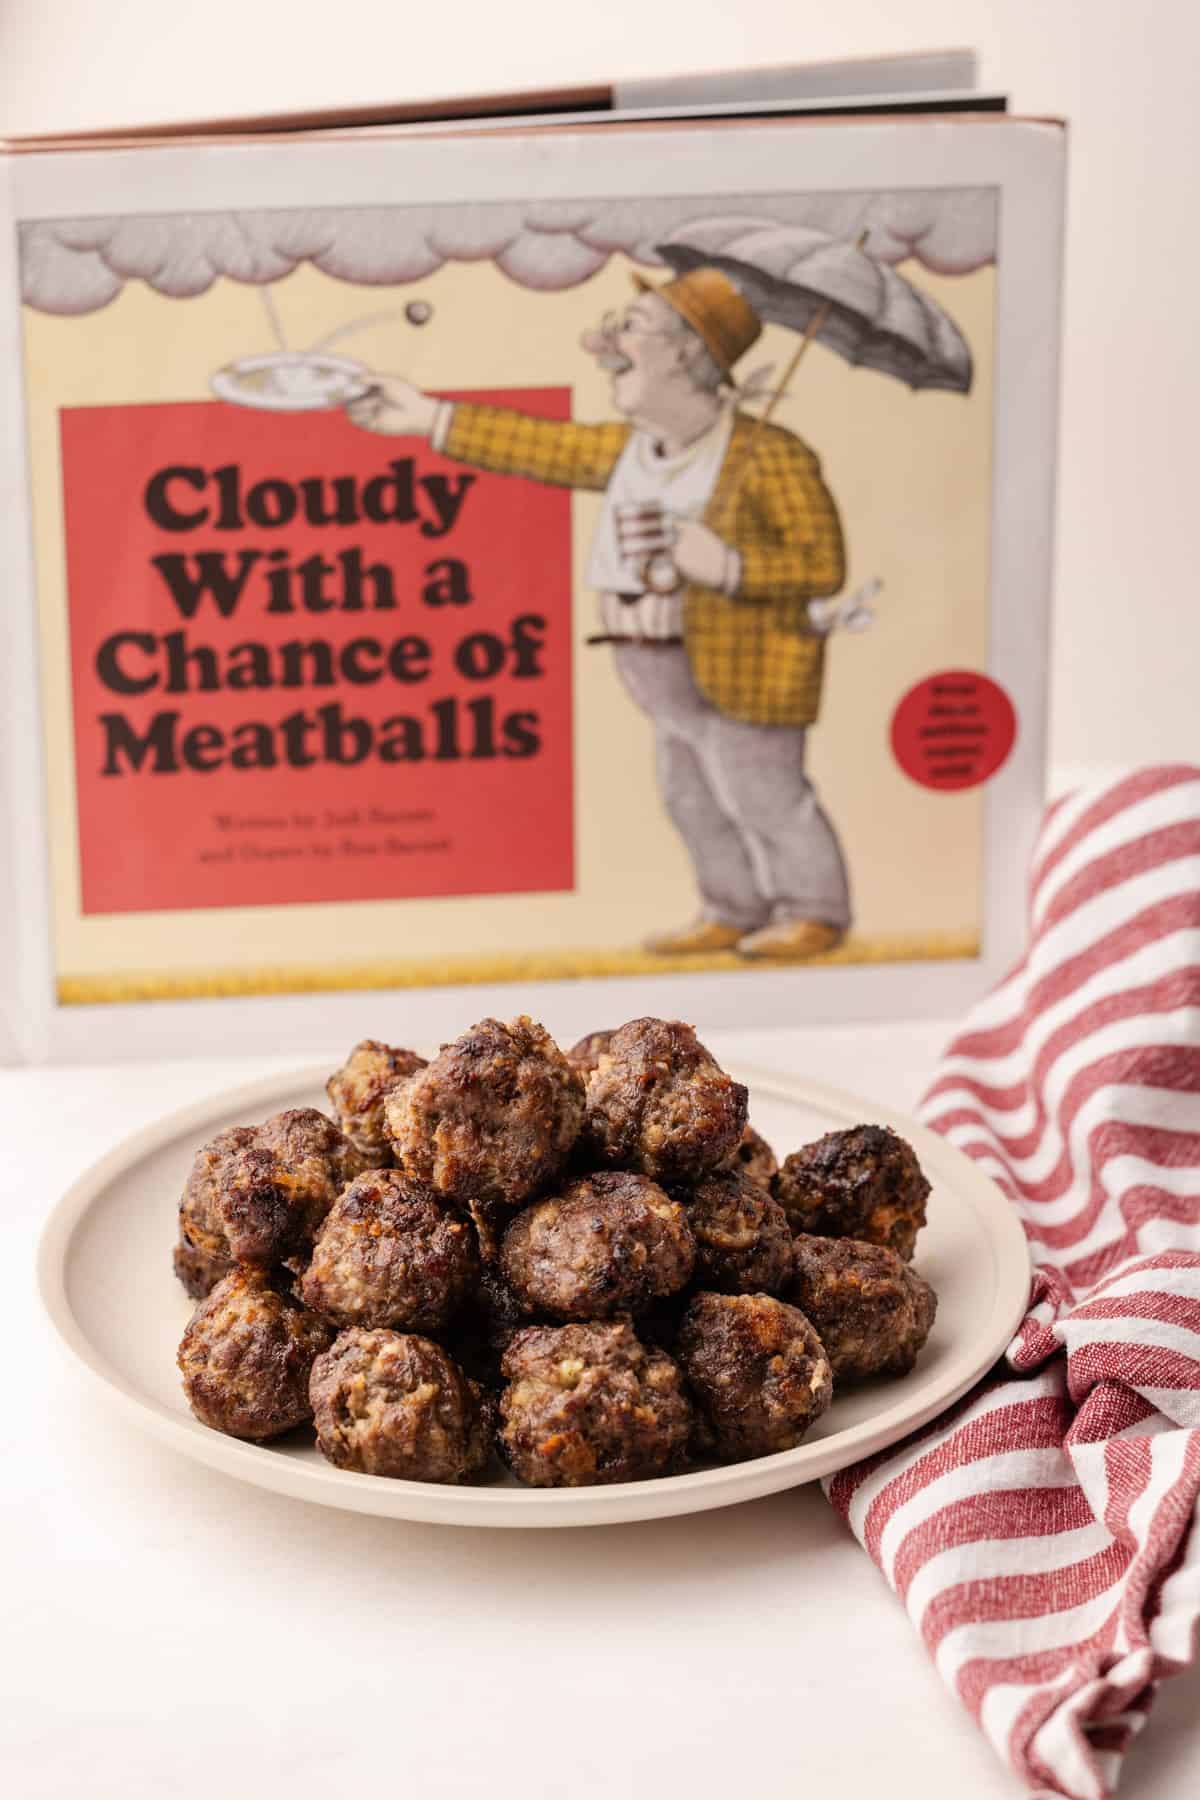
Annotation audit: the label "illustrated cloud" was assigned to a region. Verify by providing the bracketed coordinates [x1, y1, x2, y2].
[19, 190, 996, 316]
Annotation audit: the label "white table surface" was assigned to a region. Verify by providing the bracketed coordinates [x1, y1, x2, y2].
[6, 1021, 1198, 1800]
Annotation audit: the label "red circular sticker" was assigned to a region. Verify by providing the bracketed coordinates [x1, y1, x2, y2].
[890, 671, 1017, 792]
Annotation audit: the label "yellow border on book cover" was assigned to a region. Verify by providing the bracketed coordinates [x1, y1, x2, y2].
[57, 931, 981, 1005]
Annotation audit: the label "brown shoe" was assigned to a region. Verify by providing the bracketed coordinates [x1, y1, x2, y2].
[736, 920, 846, 962]
[643, 919, 746, 956]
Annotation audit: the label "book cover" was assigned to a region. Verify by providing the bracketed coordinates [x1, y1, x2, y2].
[0, 112, 1065, 1060]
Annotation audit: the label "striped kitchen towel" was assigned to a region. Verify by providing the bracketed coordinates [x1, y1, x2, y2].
[826, 766, 1200, 1799]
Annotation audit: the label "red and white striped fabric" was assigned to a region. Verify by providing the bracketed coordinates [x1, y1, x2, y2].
[826, 766, 1200, 1800]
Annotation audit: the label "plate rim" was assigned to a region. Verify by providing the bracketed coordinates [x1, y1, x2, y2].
[37, 1061, 1031, 1529]
[210, 350, 370, 412]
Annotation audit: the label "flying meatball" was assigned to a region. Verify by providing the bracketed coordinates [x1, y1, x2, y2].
[500, 1171, 695, 1320]
[177, 1109, 364, 1274]
[774, 1125, 930, 1261]
[310, 1329, 493, 1483]
[326, 1039, 428, 1165]
[789, 1235, 937, 1383]
[499, 1321, 692, 1487]
[683, 1168, 794, 1295]
[299, 1169, 479, 1331]
[676, 1292, 832, 1462]
[384, 1016, 584, 1210]
[720, 1125, 779, 1192]
[178, 1266, 334, 1441]
[583, 1018, 747, 1182]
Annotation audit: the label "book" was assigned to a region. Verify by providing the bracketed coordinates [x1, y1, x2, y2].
[0, 68, 1065, 1062]
[4, 49, 993, 144]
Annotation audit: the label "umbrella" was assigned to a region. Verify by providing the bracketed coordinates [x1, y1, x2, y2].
[630, 219, 972, 595]
[654, 217, 972, 395]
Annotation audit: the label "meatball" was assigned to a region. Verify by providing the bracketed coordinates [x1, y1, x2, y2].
[774, 1125, 930, 1261]
[326, 1039, 428, 1165]
[683, 1168, 794, 1295]
[299, 1169, 479, 1331]
[252, 1108, 365, 1242]
[566, 1029, 614, 1076]
[177, 1109, 364, 1271]
[720, 1124, 779, 1192]
[499, 1321, 692, 1487]
[789, 1235, 937, 1383]
[583, 1018, 747, 1182]
[178, 1267, 333, 1441]
[500, 1171, 695, 1320]
[384, 1015, 584, 1210]
[172, 1234, 232, 1301]
[176, 1123, 257, 1265]
[309, 1329, 492, 1483]
[676, 1292, 832, 1462]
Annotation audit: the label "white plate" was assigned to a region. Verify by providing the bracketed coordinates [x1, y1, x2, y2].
[38, 1065, 1029, 1529]
[210, 351, 370, 412]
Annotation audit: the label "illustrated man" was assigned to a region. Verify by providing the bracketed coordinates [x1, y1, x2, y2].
[347, 267, 850, 961]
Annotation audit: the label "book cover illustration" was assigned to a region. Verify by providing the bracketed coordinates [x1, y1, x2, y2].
[18, 181, 1002, 1005]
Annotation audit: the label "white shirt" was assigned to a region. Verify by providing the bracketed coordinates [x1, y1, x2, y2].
[587, 405, 736, 638]
[431, 399, 739, 641]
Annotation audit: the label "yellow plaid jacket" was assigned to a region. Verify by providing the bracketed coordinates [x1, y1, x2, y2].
[442, 404, 845, 727]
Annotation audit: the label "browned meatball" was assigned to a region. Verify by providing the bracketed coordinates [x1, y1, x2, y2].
[499, 1321, 692, 1487]
[500, 1171, 695, 1320]
[384, 1016, 584, 1210]
[176, 1124, 257, 1265]
[299, 1169, 479, 1331]
[789, 1236, 937, 1383]
[566, 1029, 614, 1076]
[178, 1267, 333, 1441]
[683, 1169, 794, 1295]
[326, 1039, 428, 1165]
[177, 1109, 363, 1271]
[720, 1124, 779, 1192]
[310, 1329, 492, 1482]
[583, 1018, 747, 1182]
[172, 1235, 232, 1300]
[676, 1292, 832, 1462]
[774, 1125, 931, 1261]
[253, 1108, 365, 1235]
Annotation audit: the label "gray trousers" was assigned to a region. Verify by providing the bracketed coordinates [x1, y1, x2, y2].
[614, 645, 852, 933]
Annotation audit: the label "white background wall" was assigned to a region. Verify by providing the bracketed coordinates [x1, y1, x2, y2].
[1, 0, 1196, 790]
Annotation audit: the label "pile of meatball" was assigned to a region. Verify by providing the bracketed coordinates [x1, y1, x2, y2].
[174, 1015, 938, 1489]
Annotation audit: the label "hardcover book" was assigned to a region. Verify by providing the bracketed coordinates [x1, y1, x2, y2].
[0, 83, 1065, 1060]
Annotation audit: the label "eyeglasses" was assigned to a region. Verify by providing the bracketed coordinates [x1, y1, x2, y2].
[600, 308, 682, 340]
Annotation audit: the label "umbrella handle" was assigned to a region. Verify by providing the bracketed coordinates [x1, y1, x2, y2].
[753, 297, 833, 432]
[714, 297, 832, 530]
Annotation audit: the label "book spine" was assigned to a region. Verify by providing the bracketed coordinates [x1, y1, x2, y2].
[616, 50, 978, 110]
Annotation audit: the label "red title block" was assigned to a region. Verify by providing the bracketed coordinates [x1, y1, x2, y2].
[60, 392, 574, 915]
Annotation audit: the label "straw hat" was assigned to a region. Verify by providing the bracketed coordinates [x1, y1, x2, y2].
[632, 266, 762, 375]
